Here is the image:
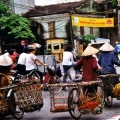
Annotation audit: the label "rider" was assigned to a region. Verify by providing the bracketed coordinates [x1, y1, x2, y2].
[76, 44, 102, 94]
[0, 53, 12, 87]
[26, 44, 48, 83]
[98, 42, 120, 86]
[16, 48, 29, 75]
[114, 41, 120, 60]
[62, 45, 77, 83]
[9, 49, 17, 69]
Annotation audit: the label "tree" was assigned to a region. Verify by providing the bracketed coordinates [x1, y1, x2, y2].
[81, 34, 97, 43]
[0, 1, 36, 43]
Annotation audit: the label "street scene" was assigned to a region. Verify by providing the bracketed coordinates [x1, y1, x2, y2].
[1, 0, 120, 120]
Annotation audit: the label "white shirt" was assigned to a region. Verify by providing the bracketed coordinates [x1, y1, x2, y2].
[25, 54, 37, 70]
[62, 51, 74, 65]
[17, 53, 27, 65]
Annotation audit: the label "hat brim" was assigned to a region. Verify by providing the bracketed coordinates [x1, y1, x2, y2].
[81, 45, 99, 56]
[99, 42, 114, 51]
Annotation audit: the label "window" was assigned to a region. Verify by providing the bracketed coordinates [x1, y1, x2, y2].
[61, 43, 63, 49]
[48, 21, 55, 38]
[53, 43, 59, 49]
[47, 44, 51, 50]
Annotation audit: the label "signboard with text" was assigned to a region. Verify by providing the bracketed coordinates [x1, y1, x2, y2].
[72, 16, 114, 27]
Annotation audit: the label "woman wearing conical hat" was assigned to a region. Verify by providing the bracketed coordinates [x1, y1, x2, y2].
[0, 53, 12, 87]
[76, 44, 102, 82]
[98, 42, 120, 75]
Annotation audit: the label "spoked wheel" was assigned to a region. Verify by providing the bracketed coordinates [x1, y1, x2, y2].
[104, 82, 113, 107]
[68, 87, 82, 119]
[8, 90, 24, 119]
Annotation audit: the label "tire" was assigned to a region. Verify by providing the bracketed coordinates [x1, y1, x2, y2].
[68, 88, 82, 119]
[104, 82, 113, 107]
[8, 90, 24, 119]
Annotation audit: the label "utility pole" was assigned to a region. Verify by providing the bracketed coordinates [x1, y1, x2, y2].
[118, 0, 120, 42]
[69, 13, 74, 47]
[105, 0, 110, 39]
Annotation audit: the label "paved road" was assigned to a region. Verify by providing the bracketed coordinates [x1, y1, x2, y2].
[4, 90, 120, 120]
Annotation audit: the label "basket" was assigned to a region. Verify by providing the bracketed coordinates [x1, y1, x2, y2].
[0, 88, 10, 117]
[49, 84, 74, 112]
[78, 87, 104, 114]
[14, 80, 43, 112]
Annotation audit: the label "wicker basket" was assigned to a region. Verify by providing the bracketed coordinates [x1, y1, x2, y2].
[0, 79, 43, 116]
[0, 88, 10, 117]
[49, 84, 74, 112]
[49, 81, 103, 113]
[14, 80, 43, 112]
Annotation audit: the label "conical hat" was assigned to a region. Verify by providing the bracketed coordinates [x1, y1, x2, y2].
[81, 45, 99, 56]
[0, 54, 12, 66]
[99, 42, 114, 51]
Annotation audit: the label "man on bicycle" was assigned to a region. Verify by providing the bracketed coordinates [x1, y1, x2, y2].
[114, 41, 120, 60]
[26, 44, 48, 83]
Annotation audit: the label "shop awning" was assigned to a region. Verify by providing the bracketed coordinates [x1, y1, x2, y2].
[91, 38, 110, 44]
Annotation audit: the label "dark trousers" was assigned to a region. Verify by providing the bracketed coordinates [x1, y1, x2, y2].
[16, 64, 26, 75]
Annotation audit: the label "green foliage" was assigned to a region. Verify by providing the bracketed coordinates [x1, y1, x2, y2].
[112, 0, 118, 7]
[0, 1, 12, 17]
[0, 2, 36, 42]
[81, 34, 97, 42]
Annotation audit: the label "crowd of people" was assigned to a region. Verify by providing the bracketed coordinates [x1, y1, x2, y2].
[0, 41, 120, 88]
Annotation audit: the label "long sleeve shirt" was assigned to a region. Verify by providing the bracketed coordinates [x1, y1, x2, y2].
[76, 56, 98, 81]
[98, 51, 120, 74]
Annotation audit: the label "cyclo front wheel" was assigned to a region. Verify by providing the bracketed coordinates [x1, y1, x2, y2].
[68, 87, 82, 119]
[8, 90, 24, 119]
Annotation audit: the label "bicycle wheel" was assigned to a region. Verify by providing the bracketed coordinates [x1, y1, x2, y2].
[68, 87, 82, 119]
[8, 90, 24, 119]
[104, 82, 113, 107]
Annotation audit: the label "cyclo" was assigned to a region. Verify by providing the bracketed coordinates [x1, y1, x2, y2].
[47, 66, 104, 120]
[99, 73, 120, 107]
[0, 54, 43, 119]
[48, 80, 103, 119]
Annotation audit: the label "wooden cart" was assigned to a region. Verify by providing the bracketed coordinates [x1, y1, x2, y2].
[48, 80, 104, 119]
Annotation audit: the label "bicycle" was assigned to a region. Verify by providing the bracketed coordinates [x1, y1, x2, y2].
[10, 69, 41, 83]
[10, 65, 43, 84]
[42, 66, 63, 94]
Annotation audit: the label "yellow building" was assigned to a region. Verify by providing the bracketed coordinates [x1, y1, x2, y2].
[46, 39, 64, 60]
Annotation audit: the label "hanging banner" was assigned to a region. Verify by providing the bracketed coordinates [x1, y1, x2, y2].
[72, 16, 114, 27]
